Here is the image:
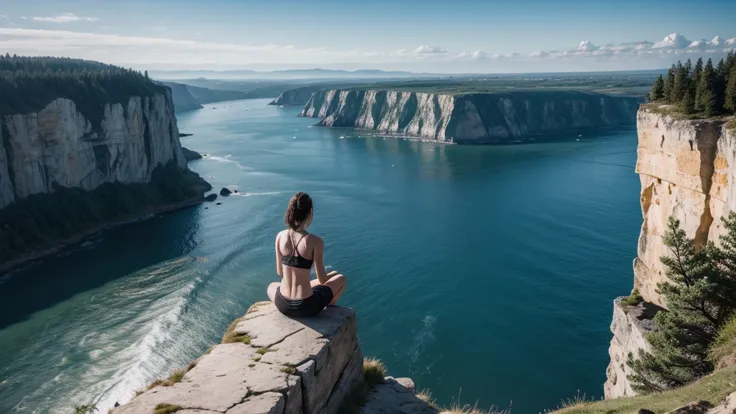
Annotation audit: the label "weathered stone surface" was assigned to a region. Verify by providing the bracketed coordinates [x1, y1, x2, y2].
[227, 392, 285, 414]
[604, 299, 660, 399]
[394, 377, 416, 392]
[0, 94, 187, 209]
[113, 302, 360, 414]
[362, 377, 439, 414]
[300, 89, 639, 143]
[634, 110, 735, 307]
[178, 410, 220, 414]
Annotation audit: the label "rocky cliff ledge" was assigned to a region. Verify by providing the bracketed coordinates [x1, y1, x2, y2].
[604, 107, 736, 398]
[114, 302, 437, 414]
[299, 89, 640, 143]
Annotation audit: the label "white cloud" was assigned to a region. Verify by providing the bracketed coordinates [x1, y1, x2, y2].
[0, 28, 734, 72]
[32, 13, 98, 23]
[412, 45, 447, 54]
[652, 32, 690, 49]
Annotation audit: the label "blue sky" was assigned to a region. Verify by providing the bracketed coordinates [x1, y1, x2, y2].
[1, 0, 735, 72]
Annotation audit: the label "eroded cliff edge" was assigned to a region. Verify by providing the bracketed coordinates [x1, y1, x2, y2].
[0, 89, 210, 271]
[605, 107, 736, 398]
[299, 89, 640, 143]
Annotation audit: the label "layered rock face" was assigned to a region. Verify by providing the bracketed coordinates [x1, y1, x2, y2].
[604, 108, 736, 399]
[604, 300, 660, 398]
[300, 89, 640, 143]
[632, 110, 735, 306]
[0, 92, 186, 209]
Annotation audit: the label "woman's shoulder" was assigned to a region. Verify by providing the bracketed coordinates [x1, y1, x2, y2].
[307, 233, 324, 245]
[276, 229, 288, 241]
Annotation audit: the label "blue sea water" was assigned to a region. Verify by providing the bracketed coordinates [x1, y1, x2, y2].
[0, 99, 641, 413]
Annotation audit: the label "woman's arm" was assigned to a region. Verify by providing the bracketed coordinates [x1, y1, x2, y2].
[312, 237, 329, 285]
[275, 232, 283, 278]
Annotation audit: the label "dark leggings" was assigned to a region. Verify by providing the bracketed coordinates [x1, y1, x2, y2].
[274, 285, 334, 318]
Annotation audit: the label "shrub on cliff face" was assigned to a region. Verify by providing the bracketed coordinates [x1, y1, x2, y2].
[627, 214, 736, 393]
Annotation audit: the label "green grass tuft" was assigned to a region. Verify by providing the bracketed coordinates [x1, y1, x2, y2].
[416, 390, 439, 409]
[146, 362, 196, 390]
[560, 390, 597, 409]
[726, 119, 736, 131]
[280, 365, 297, 375]
[252, 356, 261, 362]
[73, 404, 97, 414]
[710, 314, 736, 369]
[618, 289, 643, 308]
[221, 318, 251, 344]
[153, 403, 182, 414]
[256, 347, 276, 355]
[362, 358, 387, 390]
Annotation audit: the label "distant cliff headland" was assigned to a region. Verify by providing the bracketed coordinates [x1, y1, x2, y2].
[0, 56, 210, 272]
[299, 88, 640, 144]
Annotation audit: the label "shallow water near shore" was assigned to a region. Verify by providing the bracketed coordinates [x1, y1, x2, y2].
[0, 98, 641, 413]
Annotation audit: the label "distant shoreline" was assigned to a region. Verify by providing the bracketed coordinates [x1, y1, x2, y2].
[0, 197, 204, 276]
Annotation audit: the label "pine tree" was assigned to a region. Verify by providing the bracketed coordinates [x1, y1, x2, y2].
[726, 64, 736, 114]
[651, 75, 665, 101]
[693, 58, 704, 110]
[673, 61, 687, 103]
[681, 88, 695, 114]
[664, 65, 676, 103]
[627, 218, 720, 392]
[698, 59, 717, 116]
[628, 214, 736, 393]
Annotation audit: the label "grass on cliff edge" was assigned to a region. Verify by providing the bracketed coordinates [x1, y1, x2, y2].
[339, 358, 388, 414]
[552, 365, 736, 414]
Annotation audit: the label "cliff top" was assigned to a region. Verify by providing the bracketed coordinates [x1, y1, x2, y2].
[641, 103, 736, 124]
[0, 55, 167, 121]
[112, 302, 363, 414]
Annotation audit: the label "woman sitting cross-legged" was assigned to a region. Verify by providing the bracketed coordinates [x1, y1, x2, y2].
[267, 192, 346, 317]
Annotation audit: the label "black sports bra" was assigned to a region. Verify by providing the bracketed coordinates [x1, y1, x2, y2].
[280, 232, 314, 270]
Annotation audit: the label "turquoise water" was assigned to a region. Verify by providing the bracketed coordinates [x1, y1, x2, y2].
[0, 99, 641, 413]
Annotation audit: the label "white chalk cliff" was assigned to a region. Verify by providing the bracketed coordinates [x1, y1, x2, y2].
[0, 91, 186, 210]
[604, 108, 736, 398]
[300, 89, 640, 143]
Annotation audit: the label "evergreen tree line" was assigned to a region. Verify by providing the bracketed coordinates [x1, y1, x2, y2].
[627, 214, 736, 393]
[649, 52, 736, 117]
[0, 55, 162, 125]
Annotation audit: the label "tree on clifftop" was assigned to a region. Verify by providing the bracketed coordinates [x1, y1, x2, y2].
[650, 75, 665, 101]
[698, 59, 717, 116]
[725, 63, 736, 113]
[680, 89, 695, 115]
[628, 215, 736, 393]
[673, 61, 688, 103]
[664, 65, 676, 103]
